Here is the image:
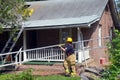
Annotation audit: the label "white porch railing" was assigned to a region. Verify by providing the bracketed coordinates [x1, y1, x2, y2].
[24, 47, 65, 62]
[0, 48, 23, 67]
[0, 36, 110, 68]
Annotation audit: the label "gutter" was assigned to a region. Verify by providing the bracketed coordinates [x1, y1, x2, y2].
[88, 18, 100, 27]
[23, 15, 100, 30]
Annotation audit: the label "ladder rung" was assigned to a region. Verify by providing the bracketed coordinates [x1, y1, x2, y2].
[6, 47, 10, 49]
[14, 33, 19, 36]
[8, 42, 13, 44]
[1, 27, 23, 54]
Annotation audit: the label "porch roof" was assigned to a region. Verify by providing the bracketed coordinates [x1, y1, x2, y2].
[23, 0, 108, 29]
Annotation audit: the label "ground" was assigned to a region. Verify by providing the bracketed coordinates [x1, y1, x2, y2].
[13, 59, 101, 76]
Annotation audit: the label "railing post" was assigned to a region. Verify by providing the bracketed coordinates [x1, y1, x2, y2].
[0, 55, 3, 65]
[82, 47, 88, 67]
[77, 50, 82, 63]
[19, 50, 22, 65]
[77, 41, 83, 63]
[15, 54, 18, 64]
[23, 51, 27, 62]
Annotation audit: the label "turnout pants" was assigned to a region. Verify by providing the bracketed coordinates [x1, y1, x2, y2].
[63, 54, 76, 77]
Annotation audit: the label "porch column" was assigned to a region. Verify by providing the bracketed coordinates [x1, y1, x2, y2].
[77, 27, 83, 63]
[23, 30, 27, 61]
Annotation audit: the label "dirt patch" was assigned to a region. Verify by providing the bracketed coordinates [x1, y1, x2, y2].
[8, 59, 103, 76]
[18, 64, 65, 76]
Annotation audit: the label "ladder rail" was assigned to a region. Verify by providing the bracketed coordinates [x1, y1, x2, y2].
[1, 27, 24, 53]
[1, 34, 14, 53]
[1, 27, 24, 63]
[9, 27, 24, 52]
[1, 33, 15, 64]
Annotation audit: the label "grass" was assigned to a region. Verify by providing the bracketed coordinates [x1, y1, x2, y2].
[36, 75, 80, 80]
[0, 74, 80, 80]
[0, 69, 80, 80]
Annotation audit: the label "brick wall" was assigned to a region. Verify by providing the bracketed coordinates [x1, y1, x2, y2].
[81, 6, 114, 66]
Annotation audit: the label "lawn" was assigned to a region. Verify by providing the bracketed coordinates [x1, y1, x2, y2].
[0, 69, 80, 80]
[36, 75, 80, 80]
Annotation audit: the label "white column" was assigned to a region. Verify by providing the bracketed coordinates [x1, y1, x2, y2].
[23, 30, 27, 61]
[77, 27, 83, 63]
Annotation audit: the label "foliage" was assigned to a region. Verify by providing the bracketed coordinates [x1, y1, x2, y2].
[0, 0, 27, 34]
[117, 0, 120, 8]
[0, 69, 35, 80]
[101, 29, 120, 80]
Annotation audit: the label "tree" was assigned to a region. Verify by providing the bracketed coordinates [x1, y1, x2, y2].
[116, 0, 120, 9]
[102, 29, 120, 80]
[0, 0, 27, 33]
[115, 0, 120, 22]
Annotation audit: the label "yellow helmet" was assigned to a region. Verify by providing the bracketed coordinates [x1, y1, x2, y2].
[66, 37, 73, 42]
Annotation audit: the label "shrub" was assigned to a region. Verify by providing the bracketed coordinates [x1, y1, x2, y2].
[0, 69, 35, 80]
[101, 29, 120, 80]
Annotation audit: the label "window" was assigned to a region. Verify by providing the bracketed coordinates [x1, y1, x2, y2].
[110, 27, 113, 41]
[59, 28, 72, 43]
[98, 24, 102, 47]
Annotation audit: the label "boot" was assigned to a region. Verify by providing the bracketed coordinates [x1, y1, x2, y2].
[70, 72, 76, 77]
[65, 69, 70, 76]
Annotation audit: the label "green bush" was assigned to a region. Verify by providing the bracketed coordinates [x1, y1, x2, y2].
[0, 69, 35, 80]
[101, 29, 120, 80]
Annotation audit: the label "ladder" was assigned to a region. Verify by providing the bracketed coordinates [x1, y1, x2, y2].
[1, 27, 24, 63]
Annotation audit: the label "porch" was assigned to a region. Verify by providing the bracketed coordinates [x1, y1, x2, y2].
[0, 36, 110, 68]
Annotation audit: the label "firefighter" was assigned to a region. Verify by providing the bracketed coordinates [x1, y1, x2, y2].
[59, 37, 76, 77]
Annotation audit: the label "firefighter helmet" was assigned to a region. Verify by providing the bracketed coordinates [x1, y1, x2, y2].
[66, 37, 73, 42]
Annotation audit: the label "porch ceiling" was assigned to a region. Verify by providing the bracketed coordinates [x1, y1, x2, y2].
[23, 0, 108, 29]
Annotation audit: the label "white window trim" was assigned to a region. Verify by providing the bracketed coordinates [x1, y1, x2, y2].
[110, 27, 113, 40]
[98, 25, 102, 47]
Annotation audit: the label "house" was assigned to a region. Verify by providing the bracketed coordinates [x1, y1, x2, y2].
[0, 0, 118, 66]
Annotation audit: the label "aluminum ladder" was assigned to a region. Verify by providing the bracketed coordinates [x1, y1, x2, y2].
[1, 27, 24, 63]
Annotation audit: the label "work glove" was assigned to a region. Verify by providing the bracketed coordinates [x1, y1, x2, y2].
[58, 44, 64, 47]
[58, 44, 62, 47]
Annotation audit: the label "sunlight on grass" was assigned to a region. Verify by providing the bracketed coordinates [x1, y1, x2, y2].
[36, 75, 80, 80]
